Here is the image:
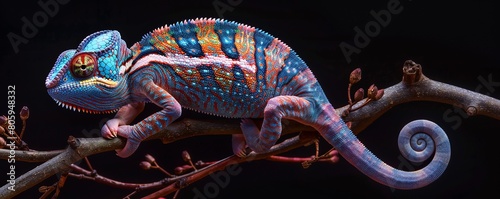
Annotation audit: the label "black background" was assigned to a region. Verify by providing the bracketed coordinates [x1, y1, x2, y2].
[1, 0, 499, 198]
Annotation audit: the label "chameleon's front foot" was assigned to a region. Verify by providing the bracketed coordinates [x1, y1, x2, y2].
[102, 120, 141, 158]
[102, 118, 121, 138]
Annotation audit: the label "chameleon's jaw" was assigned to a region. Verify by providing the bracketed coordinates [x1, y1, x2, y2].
[51, 98, 119, 114]
[47, 77, 123, 114]
[47, 76, 119, 89]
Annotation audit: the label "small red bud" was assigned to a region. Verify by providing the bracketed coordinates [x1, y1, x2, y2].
[328, 149, 339, 157]
[38, 186, 51, 193]
[20, 106, 29, 120]
[374, 89, 384, 100]
[0, 115, 7, 125]
[182, 150, 191, 162]
[327, 150, 339, 164]
[367, 84, 378, 100]
[353, 88, 364, 102]
[349, 68, 362, 84]
[0, 137, 6, 148]
[0, 126, 4, 134]
[144, 154, 156, 163]
[329, 156, 340, 164]
[345, 121, 352, 129]
[174, 167, 184, 175]
[139, 161, 152, 170]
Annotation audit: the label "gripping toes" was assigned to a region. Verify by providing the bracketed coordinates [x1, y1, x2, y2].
[232, 134, 247, 157]
[100, 118, 140, 157]
[240, 117, 282, 153]
[240, 96, 314, 154]
[101, 118, 121, 138]
[240, 118, 269, 153]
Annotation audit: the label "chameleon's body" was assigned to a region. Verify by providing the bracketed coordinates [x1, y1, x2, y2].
[46, 18, 451, 190]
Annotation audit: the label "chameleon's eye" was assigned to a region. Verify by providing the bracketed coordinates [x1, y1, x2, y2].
[70, 53, 96, 78]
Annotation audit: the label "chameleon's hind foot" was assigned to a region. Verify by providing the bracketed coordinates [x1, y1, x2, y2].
[240, 118, 273, 153]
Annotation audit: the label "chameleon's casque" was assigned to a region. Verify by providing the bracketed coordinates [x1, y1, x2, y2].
[46, 30, 131, 113]
[46, 18, 451, 190]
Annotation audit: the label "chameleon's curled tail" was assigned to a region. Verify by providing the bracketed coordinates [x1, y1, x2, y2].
[321, 117, 451, 190]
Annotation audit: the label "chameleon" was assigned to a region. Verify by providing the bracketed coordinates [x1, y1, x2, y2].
[45, 18, 451, 190]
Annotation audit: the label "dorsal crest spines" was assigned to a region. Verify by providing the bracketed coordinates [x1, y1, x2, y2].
[127, 18, 307, 82]
[139, 18, 262, 52]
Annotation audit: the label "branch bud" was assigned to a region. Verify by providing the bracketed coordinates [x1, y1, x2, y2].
[0, 115, 7, 126]
[20, 106, 29, 120]
[139, 161, 152, 170]
[345, 121, 352, 129]
[353, 88, 364, 102]
[182, 150, 191, 162]
[367, 84, 378, 100]
[144, 154, 156, 164]
[375, 89, 384, 100]
[349, 68, 362, 84]
[38, 186, 52, 193]
[328, 155, 340, 164]
[0, 137, 6, 148]
[328, 150, 339, 163]
[174, 167, 184, 175]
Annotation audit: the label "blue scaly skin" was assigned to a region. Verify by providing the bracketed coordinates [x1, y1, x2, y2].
[45, 18, 451, 189]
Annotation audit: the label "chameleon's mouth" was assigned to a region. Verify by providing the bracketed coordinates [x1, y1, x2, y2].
[48, 76, 119, 90]
[52, 98, 118, 114]
[47, 75, 127, 114]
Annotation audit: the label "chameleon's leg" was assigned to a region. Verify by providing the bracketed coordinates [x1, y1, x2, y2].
[113, 79, 182, 158]
[101, 102, 145, 139]
[241, 96, 313, 153]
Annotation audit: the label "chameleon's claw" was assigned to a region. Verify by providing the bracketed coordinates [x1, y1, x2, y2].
[232, 134, 247, 157]
[101, 124, 113, 139]
[102, 119, 121, 139]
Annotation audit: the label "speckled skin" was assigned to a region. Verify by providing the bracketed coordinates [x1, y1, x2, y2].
[45, 18, 451, 189]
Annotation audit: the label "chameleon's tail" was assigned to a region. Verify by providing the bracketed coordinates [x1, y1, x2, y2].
[318, 105, 451, 190]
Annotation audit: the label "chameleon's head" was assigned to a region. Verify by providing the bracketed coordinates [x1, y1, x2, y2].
[46, 30, 131, 113]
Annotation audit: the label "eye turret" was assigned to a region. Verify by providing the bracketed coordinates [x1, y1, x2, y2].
[70, 53, 96, 78]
